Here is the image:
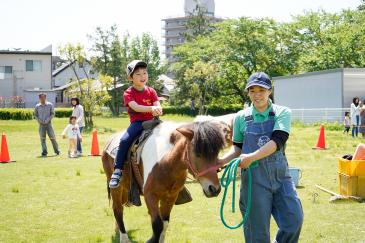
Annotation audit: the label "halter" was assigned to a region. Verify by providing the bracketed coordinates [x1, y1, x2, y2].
[184, 148, 225, 178]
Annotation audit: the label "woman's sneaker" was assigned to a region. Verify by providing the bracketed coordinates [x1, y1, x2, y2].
[109, 169, 122, 188]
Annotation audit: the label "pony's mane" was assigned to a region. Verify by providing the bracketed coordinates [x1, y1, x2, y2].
[192, 121, 226, 161]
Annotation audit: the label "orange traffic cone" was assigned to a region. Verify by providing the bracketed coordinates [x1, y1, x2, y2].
[0, 132, 12, 163]
[313, 124, 327, 150]
[90, 129, 100, 156]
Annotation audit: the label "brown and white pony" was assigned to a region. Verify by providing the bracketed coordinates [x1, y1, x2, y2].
[102, 120, 230, 243]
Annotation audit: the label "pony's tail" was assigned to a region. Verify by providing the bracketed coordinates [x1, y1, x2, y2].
[107, 181, 111, 205]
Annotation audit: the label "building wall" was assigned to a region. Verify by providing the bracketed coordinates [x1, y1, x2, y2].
[343, 68, 365, 107]
[0, 53, 52, 98]
[273, 70, 343, 123]
[24, 91, 56, 108]
[53, 63, 95, 88]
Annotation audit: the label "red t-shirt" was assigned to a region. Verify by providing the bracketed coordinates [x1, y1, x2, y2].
[124, 86, 159, 123]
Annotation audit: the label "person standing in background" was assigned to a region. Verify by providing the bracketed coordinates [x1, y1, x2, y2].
[34, 93, 60, 157]
[343, 112, 351, 135]
[359, 100, 365, 138]
[71, 97, 85, 156]
[350, 97, 361, 138]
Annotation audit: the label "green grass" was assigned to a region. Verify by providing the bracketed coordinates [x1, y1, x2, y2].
[0, 116, 365, 242]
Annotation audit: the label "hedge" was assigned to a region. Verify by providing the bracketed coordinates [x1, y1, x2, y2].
[0, 108, 33, 120]
[162, 104, 243, 116]
[0, 108, 73, 120]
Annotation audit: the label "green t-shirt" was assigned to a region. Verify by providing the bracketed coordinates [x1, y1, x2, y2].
[233, 100, 292, 144]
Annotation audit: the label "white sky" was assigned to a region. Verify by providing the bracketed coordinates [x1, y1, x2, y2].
[0, 0, 361, 57]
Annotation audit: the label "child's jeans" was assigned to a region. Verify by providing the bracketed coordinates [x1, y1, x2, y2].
[114, 121, 144, 170]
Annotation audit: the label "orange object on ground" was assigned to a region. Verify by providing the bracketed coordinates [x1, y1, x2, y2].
[90, 129, 100, 156]
[313, 124, 327, 149]
[0, 132, 11, 163]
[353, 143, 365, 160]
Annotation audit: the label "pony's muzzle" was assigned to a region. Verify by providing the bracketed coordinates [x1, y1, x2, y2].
[204, 184, 221, 197]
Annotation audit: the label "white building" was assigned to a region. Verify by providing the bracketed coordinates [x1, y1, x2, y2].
[273, 68, 365, 123]
[162, 0, 222, 63]
[0, 47, 53, 108]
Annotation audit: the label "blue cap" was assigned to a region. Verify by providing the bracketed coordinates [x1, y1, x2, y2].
[245, 72, 272, 90]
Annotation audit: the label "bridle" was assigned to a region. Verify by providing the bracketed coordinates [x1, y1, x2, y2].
[183, 147, 225, 179]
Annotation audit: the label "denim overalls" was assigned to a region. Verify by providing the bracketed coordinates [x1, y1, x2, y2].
[239, 105, 303, 243]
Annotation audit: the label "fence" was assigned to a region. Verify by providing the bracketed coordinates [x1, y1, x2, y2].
[0, 97, 25, 108]
[291, 108, 350, 124]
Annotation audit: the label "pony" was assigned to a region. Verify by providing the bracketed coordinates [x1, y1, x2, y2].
[102, 120, 228, 243]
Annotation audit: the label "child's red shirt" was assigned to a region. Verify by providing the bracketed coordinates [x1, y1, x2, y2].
[123, 86, 159, 123]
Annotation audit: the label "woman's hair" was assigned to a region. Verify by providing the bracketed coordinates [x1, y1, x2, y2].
[353, 97, 359, 106]
[70, 97, 80, 106]
[345, 111, 350, 116]
[69, 116, 77, 123]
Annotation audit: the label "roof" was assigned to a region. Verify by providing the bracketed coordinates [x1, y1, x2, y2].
[273, 68, 365, 81]
[52, 61, 74, 77]
[53, 79, 127, 92]
[0, 50, 52, 55]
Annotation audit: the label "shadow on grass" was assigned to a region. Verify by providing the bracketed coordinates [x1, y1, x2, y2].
[36, 155, 58, 158]
[111, 229, 139, 243]
[296, 185, 306, 189]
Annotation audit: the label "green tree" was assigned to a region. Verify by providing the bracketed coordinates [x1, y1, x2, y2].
[89, 25, 128, 116]
[129, 33, 165, 92]
[183, 3, 217, 41]
[59, 43, 111, 128]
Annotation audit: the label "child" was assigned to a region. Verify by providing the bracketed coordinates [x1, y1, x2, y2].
[109, 60, 163, 188]
[62, 116, 82, 158]
[343, 111, 350, 134]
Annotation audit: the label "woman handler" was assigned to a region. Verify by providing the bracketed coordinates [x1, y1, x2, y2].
[218, 72, 303, 243]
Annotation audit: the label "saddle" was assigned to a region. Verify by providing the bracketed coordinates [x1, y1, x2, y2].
[125, 118, 192, 207]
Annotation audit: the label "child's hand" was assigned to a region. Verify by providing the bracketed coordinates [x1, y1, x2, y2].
[151, 106, 163, 116]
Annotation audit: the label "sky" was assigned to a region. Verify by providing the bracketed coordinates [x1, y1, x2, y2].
[0, 0, 361, 56]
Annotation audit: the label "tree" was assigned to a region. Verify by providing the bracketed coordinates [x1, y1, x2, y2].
[183, 3, 217, 41]
[89, 25, 128, 116]
[59, 43, 111, 128]
[172, 17, 300, 105]
[129, 33, 165, 92]
[89, 28, 165, 115]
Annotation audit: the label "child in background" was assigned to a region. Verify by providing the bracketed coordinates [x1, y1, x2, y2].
[343, 111, 350, 134]
[62, 116, 82, 158]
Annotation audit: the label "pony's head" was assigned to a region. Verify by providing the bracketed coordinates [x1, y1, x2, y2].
[177, 121, 226, 197]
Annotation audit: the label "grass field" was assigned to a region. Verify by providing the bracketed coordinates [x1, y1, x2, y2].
[0, 115, 364, 243]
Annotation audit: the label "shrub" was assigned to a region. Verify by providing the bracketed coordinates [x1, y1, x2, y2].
[0, 108, 33, 120]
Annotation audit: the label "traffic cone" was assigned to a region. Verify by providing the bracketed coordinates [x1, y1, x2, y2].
[0, 132, 11, 163]
[313, 124, 327, 150]
[90, 129, 100, 156]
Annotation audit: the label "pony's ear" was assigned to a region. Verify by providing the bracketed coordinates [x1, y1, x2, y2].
[176, 127, 194, 140]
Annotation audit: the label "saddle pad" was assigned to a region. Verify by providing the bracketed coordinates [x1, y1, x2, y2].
[104, 131, 124, 159]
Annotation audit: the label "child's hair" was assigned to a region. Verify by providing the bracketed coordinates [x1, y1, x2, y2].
[353, 97, 359, 106]
[130, 66, 147, 78]
[345, 111, 350, 116]
[69, 116, 77, 123]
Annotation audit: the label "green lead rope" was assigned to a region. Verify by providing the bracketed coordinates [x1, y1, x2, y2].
[220, 158, 253, 229]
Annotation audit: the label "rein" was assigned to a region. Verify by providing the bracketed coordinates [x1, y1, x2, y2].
[183, 148, 224, 178]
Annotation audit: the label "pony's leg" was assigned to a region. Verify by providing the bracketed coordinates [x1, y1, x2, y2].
[145, 193, 163, 243]
[112, 199, 131, 243]
[158, 195, 178, 243]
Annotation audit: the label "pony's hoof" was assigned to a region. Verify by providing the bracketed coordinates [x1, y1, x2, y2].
[120, 232, 131, 243]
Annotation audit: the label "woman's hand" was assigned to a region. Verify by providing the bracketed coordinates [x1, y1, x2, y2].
[62, 135, 66, 139]
[79, 137, 83, 143]
[239, 153, 254, 168]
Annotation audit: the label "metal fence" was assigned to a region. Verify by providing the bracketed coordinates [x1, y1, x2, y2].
[291, 108, 350, 124]
[0, 97, 25, 108]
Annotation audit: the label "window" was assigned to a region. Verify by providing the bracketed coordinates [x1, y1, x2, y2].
[0, 66, 12, 79]
[26, 60, 42, 71]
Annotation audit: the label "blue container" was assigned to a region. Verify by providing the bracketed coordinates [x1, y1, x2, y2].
[289, 167, 302, 187]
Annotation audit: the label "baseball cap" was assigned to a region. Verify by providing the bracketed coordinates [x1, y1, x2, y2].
[245, 72, 272, 90]
[126, 60, 147, 77]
